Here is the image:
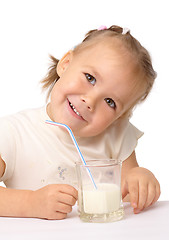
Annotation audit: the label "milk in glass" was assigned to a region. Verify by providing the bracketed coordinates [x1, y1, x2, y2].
[83, 183, 120, 214]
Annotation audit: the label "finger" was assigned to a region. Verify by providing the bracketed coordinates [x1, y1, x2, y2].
[128, 181, 139, 209]
[55, 212, 67, 220]
[50, 212, 67, 220]
[55, 202, 73, 214]
[137, 182, 148, 210]
[122, 182, 129, 199]
[151, 183, 161, 205]
[144, 183, 156, 208]
[58, 184, 78, 200]
[57, 192, 77, 206]
[44, 211, 67, 220]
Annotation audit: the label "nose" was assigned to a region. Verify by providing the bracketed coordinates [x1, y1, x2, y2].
[81, 95, 95, 112]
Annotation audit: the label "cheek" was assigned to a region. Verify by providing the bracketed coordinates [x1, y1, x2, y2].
[58, 73, 81, 91]
[50, 83, 61, 99]
[93, 111, 115, 131]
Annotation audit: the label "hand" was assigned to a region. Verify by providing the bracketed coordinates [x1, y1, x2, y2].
[30, 184, 78, 220]
[122, 167, 161, 214]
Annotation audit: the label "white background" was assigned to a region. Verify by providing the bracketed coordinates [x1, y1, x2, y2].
[0, 0, 168, 200]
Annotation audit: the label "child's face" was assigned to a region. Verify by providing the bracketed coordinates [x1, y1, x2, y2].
[47, 42, 142, 137]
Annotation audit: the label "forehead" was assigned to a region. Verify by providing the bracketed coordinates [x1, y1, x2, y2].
[76, 36, 127, 56]
[75, 38, 131, 64]
[74, 39, 139, 82]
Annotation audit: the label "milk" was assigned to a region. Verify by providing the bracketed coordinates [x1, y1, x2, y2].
[82, 183, 120, 214]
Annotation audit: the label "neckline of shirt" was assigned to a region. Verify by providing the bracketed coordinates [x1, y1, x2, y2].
[41, 105, 81, 144]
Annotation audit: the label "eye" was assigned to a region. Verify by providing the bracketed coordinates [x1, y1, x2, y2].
[85, 73, 96, 85]
[104, 98, 116, 109]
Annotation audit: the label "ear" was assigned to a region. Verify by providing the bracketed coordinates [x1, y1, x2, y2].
[57, 50, 73, 77]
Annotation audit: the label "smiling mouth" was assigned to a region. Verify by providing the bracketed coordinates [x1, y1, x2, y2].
[68, 100, 82, 117]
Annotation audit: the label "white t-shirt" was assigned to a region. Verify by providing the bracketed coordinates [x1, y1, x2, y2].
[0, 106, 143, 190]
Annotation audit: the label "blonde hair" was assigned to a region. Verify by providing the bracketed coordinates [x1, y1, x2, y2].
[41, 25, 157, 114]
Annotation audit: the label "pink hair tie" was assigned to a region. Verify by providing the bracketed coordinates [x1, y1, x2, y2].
[98, 25, 107, 31]
[122, 27, 130, 35]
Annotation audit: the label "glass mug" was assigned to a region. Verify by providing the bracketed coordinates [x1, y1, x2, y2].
[76, 159, 124, 223]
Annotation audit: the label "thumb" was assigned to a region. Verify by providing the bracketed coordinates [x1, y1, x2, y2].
[121, 181, 129, 199]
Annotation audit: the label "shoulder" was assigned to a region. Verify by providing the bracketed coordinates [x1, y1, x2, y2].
[10, 106, 45, 121]
[105, 117, 143, 139]
[0, 106, 45, 127]
[102, 118, 143, 161]
[0, 106, 48, 142]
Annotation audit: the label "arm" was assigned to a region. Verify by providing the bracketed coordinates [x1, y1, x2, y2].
[0, 156, 33, 218]
[0, 155, 6, 177]
[0, 156, 78, 220]
[121, 151, 161, 213]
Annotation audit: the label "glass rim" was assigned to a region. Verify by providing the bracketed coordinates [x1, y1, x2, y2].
[76, 159, 121, 167]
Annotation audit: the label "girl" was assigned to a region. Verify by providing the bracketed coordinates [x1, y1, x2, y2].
[0, 25, 160, 220]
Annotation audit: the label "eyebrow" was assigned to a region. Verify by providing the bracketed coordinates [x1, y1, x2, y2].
[84, 65, 124, 110]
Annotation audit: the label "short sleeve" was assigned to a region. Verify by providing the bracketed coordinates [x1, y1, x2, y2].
[118, 121, 143, 161]
[0, 118, 16, 182]
[107, 118, 143, 161]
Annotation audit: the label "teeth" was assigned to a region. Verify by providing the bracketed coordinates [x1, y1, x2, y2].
[70, 102, 81, 116]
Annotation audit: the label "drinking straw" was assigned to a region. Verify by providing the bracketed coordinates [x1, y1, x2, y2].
[45, 120, 97, 189]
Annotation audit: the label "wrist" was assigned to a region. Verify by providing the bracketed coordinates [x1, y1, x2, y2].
[0, 187, 35, 218]
[21, 190, 37, 218]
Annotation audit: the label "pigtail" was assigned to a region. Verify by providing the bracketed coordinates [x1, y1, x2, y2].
[109, 25, 124, 34]
[41, 55, 60, 100]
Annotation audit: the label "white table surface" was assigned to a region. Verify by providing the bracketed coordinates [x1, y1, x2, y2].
[0, 201, 168, 240]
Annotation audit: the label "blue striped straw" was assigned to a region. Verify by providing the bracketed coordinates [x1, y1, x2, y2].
[45, 120, 97, 189]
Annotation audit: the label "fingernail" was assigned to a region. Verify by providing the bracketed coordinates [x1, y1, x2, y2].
[132, 202, 137, 208]
[134, 208, 141, 214]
